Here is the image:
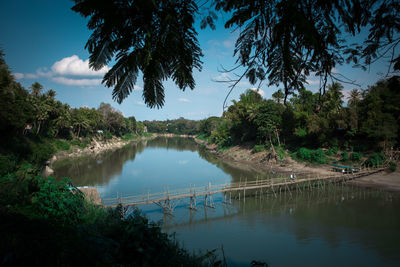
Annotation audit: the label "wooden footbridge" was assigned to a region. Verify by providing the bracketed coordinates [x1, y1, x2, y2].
[101, 167, 385, 213]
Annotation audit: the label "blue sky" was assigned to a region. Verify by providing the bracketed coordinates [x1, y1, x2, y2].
[0, 0, 394, 121]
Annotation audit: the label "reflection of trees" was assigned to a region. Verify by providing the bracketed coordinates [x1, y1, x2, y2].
[54, 137, 197, 186]
[146, 136, 198, 152]
[55, 143, 142, 186]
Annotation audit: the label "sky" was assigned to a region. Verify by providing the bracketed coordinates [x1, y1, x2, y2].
[0, 0, 394, 121]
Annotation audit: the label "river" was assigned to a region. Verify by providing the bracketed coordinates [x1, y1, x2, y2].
[54, 136, 400, 266]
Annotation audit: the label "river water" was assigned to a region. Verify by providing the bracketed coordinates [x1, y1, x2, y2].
[54, 137, 400, 266]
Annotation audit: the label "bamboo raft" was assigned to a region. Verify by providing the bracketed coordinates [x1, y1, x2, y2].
[101, 167, 385, 211]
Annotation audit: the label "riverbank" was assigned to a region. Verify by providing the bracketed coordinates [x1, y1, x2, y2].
[43, 134, 156, 176]
[193, 137, 400, 192]
[194, 137, 333, 176]
[347, 169, 400, 192]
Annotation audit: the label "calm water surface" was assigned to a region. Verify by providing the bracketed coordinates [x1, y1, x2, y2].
[54, 137, 400, 266]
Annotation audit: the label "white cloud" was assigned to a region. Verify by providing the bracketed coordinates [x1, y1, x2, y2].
[36, 68, 53, 78]
[13, 73, 24, 79]
[13, 72, 38, 79]
[212, 72, 231, 81]
[25, 73, 38, 79]
[178, 160, 189, 165]
[134, 85, 143, 91]
[178, 98, 190, 102]
[51, 55, 109, 77]
[136, 101, 145, 105]
[51, 77, 102, 86]
[251, 87, 265, 97]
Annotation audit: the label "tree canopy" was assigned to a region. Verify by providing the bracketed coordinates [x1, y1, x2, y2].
[72, 0, 400, 107]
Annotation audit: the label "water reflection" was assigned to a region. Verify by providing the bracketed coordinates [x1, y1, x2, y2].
[54, 137, 274, 189]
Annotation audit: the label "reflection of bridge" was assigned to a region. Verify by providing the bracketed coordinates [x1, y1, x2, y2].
[101, 167, 385, 213]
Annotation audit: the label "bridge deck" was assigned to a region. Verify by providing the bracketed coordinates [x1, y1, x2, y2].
[101, 168, 384, 207]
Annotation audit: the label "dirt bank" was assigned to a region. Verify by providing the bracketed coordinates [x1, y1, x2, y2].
[194, 137, 400, 192]
[47, 134, 156, 169]
[193, 138, 333, 176]
[347, 169, 400, 192]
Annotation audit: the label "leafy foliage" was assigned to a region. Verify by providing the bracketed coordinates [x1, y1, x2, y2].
[296, 148, 327, 164]
[253, 145, 265, 153]
[365, 153, 386, 167]
[0, 168, 215, 266]
[73, 1, 400, 106]
[72, 0, 203, 108]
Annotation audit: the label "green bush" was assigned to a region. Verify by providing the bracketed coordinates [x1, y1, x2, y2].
[297, 147, 311, 161]
[296, 147, 326, 164]
[365, 153, 386, 167]
[341, 151, 349, 161]
[253, 144, 265, 153]
[28, 141, 55, 165]
[277, 146, 286, 161]
[389, 161, 397, 172]
[351, 152, 363, 162]
[311, 148, 326, 164]
[122, 133, 136, 141]
[52, 139, 70, 151]
[0, 169, 215, 266]
[70, 138, 91, 149]
[0, 154, 17, 176]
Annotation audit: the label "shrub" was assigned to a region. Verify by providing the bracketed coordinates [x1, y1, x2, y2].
[0, 154, 17, 176]
[311, 148, 326, 164]
[253, 145, 265, 153]
[297, 147, 326, 164]
[297, 147, 311, 161]
[53, 139, 70, 151]
[388, 161, 397, 172]
[28, 141, 55, 165]
[365, 153, 386, 167]
[277, 146, 286, 161]
[351, 152, 363, 162]
[0, 169, 212, 266]
[341, 151, 349, 161]
[122, 133, 136, 141]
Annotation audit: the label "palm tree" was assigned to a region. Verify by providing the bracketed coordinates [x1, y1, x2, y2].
[46, 89, 56, 99]
[348, 89, 361, 108]
[30, 82, 43, 97]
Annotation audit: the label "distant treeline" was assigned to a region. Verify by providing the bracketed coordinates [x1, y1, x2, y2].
[143, 118, 200, 135]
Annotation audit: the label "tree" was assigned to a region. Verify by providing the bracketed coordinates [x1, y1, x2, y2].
[30, 82, 43, 97]
[272, 90, 285, 104]
[73, 0, 399, 108]
[72, 0, 202, 108]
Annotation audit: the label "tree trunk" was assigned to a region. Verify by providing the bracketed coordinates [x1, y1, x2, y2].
[77, 125, 81, 137]
[36, 121, 41, 135]
[275, 128, 281, 147]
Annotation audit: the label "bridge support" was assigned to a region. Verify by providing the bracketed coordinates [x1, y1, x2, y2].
[155, 198, 176, 215]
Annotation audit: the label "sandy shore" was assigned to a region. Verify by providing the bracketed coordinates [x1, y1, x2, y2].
[347, 170, 400, 192]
